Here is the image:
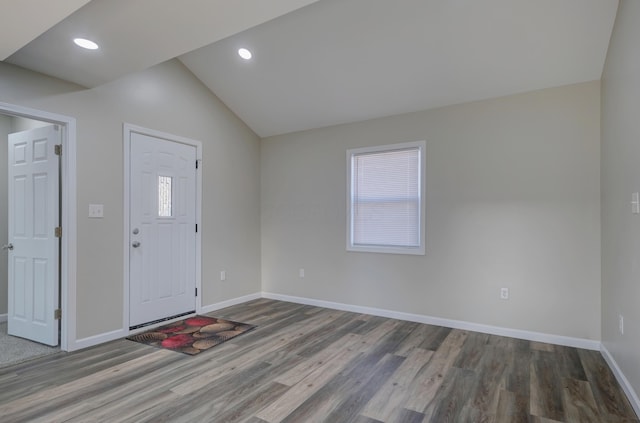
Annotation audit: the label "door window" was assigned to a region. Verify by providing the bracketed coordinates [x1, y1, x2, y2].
[158, 175, 172, 217]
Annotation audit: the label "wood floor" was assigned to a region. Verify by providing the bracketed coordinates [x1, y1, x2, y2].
[0, 299, 636, 422]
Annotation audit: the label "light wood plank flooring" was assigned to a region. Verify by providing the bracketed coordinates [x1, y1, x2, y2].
[0, 299, 636, 422]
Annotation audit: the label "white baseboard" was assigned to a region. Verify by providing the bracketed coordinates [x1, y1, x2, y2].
[68, 291, 601, 353]
[70, 328, 128, 352]
[261, 292, 601, 351]
[601, 344, 640, 418]
[69, 293, 261, 352]
[200, 292, 262, 315]
[0, 314, 7, 323]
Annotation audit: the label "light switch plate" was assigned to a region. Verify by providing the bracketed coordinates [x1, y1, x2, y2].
[89, 204, 104, 218]
[500, 287, 509, 300]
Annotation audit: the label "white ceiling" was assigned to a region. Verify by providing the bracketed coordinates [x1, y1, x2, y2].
[0, 0, 91, 60]
[3, 0, 321, 87]
[2, 0, 619, 138]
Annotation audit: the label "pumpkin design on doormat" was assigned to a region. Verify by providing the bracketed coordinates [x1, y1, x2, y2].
[127, 316, 256, 355]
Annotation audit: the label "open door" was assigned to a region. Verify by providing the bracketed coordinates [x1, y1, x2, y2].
[5, 125, 60, 346]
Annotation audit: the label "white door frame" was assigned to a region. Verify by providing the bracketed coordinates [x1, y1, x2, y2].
[123, 123, 202, 332]
[0, 101, 76, 352]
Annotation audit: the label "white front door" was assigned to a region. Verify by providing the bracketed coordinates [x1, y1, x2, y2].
[6, 125, 60, 346]
[129, 132, 197, 328]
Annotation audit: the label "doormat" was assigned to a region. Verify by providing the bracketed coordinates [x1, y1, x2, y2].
[126, 315, 256, 355]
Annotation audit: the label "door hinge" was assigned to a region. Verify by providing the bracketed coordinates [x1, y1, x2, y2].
[54, 309, 62, 320]
[195, 288, 198, 297]
[54, 144, 62, 156]
[55, 227, 62, 238]
[195, 160, 199, 169]
[195, 224, 198, 233]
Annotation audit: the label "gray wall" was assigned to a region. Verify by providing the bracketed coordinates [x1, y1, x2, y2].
[10, 116, 49, 132]
[0, 115, 9, 316]
[0, 59, 261, 339]
[262, 81, 601, 341]
[601, 0, 640, 400]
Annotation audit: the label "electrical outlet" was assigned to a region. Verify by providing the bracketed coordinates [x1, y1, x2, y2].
[299, 268, 305, 278]
[500, 288, 509, 300]
[619, 314, 624, 335]
[220, 270, 226, 281]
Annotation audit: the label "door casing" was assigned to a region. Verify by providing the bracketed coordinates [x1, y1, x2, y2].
[123, 123, 202, 332]
[0, 101, 77, 352]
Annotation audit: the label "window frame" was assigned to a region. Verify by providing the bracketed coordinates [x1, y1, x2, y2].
[346, 140, 426, 255]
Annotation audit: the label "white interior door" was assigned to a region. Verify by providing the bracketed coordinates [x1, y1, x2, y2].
[129, 132, 197, 328]
[6, 125, 60, 346]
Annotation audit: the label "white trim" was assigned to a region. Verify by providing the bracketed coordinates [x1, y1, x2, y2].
[0, 101, 76, 352]
[261, 292, 601, 351]
[122, 123, 202, 335]
[0, 314, 7, 323]
[73, 328, 128, 351]
[601, 344, 640, 418]
[200, 293, 262, 315]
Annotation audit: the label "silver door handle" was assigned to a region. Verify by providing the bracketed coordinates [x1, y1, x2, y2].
[132, 241, 141, 248]
[2, 243, 13, 251]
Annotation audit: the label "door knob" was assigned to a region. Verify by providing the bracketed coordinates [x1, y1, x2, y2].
[2, 243, 13, 251]
[132, 241, 141, 248]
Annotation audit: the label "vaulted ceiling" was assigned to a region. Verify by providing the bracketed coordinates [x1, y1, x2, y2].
[2, 0, 619, 137]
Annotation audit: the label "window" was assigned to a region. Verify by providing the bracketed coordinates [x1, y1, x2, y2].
[347, 141, 425, 255]
[158, 175, 173, 217]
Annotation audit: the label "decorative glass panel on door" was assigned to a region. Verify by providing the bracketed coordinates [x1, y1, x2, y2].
[158, 175, 172, 217]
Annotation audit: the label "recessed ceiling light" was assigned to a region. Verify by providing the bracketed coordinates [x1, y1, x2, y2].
[73, 38, 99, 50]
[238, 48, 252, 60]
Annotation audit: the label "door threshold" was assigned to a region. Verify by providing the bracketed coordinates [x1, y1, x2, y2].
[129, 310, 195, 331]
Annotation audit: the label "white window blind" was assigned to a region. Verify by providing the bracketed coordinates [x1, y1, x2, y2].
[347, 141, 425, 255]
